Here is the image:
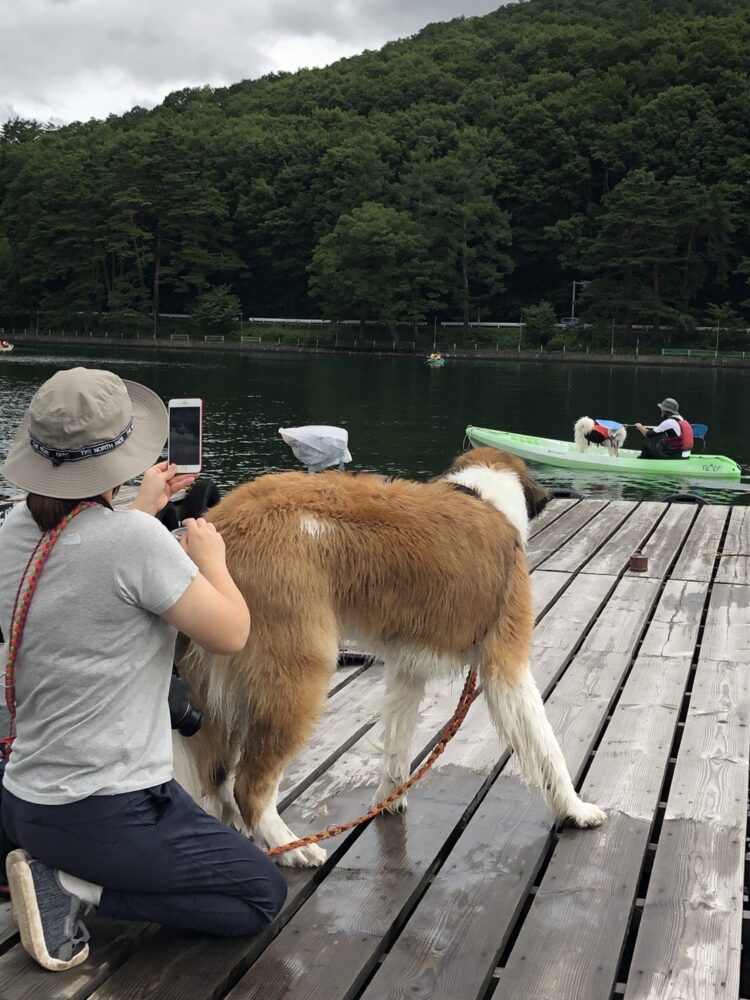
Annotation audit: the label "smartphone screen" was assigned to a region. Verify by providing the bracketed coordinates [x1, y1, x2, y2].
[168, 402, 202, 470]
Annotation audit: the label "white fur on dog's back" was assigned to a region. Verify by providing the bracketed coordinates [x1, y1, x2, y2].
[446, 466, 529, 543]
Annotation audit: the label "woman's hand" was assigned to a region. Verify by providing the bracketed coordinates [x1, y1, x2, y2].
[180, 516, 227, 570]
[130, 462, 197, 516]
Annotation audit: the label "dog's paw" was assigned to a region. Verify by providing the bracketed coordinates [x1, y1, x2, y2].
[562, 801, 606, 829]
[371, 781, 408, 813]
[276, 842, 328, 868]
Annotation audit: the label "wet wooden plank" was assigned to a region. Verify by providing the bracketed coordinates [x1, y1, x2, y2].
[526, 500, 609, 570]
[227, 577, 655, 1000]
[715, 506, 750, 585]
[95, 570, 619, 1000]
[624, 503, 698, 580]
[539, 500, 637, 574]
[499, 581, 708, 1000]
[529, 497, 579, 538]
[671, 504, 729, 583]
[530, 569, 571, 619]
[701, 581, 750, 664]
[531, 572, 616, 653]
[327, 661, 368, 695]
[0, 903, 17, 951]
[357, 576, 664, 1000]
[581, 502, 665, 577]
[624, 583, 750, 1000]
[279, 665, 385, 805]
[86, 678, 469, 1000]
[66, 568, 591, 1000]
[0, 920, 151, 999]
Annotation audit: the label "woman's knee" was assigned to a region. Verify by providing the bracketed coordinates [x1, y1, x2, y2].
[256, 862, 288, 923]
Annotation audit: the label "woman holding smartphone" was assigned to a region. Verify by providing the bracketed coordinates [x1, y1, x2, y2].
[0, 367, 286, 972]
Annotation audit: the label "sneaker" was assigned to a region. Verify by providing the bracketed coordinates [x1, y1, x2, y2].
[5, 849, 91, 971]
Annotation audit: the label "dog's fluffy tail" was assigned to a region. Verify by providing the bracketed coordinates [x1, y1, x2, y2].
[574, 416, 594, 453]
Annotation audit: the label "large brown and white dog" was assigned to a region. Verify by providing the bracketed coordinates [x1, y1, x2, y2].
[174, 448, 606, 866]
[574, 416, 627, 458]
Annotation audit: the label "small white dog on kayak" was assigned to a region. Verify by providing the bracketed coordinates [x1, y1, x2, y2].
[574, 417, 627, 458]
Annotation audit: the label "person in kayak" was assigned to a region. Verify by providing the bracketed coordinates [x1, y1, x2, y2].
[634, 398, 694, 459]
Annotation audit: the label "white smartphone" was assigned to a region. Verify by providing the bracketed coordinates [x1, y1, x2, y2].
[167, 398, 203, 473]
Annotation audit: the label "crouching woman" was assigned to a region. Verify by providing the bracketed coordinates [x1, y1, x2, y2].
[0, 368, 286, 972]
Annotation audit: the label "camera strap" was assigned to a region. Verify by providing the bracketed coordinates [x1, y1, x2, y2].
[1, 502, 98, 763]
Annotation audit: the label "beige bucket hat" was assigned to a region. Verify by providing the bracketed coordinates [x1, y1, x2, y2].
[1, 367, 168, 499]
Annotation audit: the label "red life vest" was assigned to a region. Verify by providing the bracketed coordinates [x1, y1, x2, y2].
[665, 417, 694, 452]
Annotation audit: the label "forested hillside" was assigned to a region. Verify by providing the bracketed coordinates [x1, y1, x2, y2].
[1, 0, 749, 342]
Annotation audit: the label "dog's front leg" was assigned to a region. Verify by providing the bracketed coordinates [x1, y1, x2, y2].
[251, 777, 327, 869]
[371, 668, 426, 812]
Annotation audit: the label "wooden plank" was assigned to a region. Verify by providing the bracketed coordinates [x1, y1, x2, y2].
[526, 500, 609, 570]
[0, 921, 151, 1000]
[582, 502, 665, 577]
[624, 583, 750, 1000]
[86, 678, 471, 1000]
[671, 504, 729, 583]
[279, 665, 385, 805]
[227, 577, 656, 1000]
[93, 571, 620, 1000]
[624, 503, 697, 580]
[0, 903, 17, 951]
[530, 569, 571, 619]
[327, 660, 370, 695]
[701, 581, 750, 664]
[531, 572, 617, 653]
[498, 581, 708, 1000]
[529, 497, 579, 538]
[539, 500, 637, 573]
[715, 506, 750, 585]
[347, 576, 664, 1000]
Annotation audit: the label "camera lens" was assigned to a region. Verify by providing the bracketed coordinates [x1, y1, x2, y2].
[168, 673, 203, 737]
[174, 704, 203, 737]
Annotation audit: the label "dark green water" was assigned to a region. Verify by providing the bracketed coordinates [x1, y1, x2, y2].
[1, 345, 748, 503]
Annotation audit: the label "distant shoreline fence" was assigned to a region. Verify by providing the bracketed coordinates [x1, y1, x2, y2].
[5, 329, 750, 371]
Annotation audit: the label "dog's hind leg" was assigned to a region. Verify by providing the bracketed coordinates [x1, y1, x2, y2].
[483, 665, 605, 827]
[481, 583, 605, 828]
[371, 666, 426, 812]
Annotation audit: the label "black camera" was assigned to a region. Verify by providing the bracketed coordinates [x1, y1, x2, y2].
[168, 672, 202, 737]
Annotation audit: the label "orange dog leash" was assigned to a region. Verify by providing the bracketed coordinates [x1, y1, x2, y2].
[265, 667, 478, 856]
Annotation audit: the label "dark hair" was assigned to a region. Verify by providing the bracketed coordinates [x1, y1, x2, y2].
[26, 492, 116, 531]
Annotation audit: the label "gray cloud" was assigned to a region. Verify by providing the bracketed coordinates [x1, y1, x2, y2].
[0, 0, 503, 124]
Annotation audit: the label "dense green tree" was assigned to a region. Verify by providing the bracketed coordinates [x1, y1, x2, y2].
[2, 0, 750, 340]
[191, 285, 241, 336]
[523, 301, 558, 347]
[308, 202, 437, 335]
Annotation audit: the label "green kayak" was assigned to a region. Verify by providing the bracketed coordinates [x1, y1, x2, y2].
[465, 425, 742, 480]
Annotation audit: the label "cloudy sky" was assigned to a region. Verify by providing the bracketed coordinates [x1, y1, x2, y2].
[1, 0, 504, 125]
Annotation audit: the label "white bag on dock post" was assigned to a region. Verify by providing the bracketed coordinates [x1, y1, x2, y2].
[279, 425, 352, 472]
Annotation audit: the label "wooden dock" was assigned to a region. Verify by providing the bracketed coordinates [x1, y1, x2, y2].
[1, 496, 748, 999]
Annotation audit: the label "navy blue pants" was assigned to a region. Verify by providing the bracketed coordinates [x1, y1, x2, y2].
[2, 781, 287, 936]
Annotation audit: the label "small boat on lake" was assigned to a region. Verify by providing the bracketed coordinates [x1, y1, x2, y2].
[425, 353, 445, 367]
[0, 341, 14, 354]
[465, 425, 742, 480]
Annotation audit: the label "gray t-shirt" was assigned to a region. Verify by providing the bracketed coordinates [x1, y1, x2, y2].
[0, 502, 197, 805]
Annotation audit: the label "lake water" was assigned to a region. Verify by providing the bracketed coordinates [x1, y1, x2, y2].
[1, 345, 748, 504]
